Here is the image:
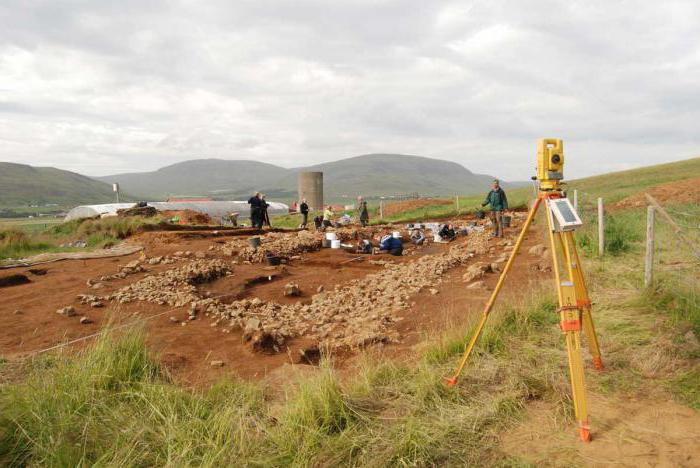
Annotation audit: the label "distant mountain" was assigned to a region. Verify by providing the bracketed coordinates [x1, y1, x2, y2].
[97, 159, 289, 199]
[0, 162, 118, 209]
[97, 154, 516, 201]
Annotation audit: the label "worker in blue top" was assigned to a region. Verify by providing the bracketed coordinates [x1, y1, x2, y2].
[481, 179, 508, 238]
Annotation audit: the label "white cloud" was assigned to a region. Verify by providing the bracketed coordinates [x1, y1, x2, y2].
[0, 0, 698, 181]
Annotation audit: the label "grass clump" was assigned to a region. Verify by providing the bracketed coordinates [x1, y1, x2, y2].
[0, 229, 51, 260]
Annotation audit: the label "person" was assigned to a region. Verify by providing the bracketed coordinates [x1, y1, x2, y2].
[247, 192, 262, 229]
[356, 237, 373, 254]
[410, 228, 425, 245]
[261, 194, 271, 227]
[358, 197, 369, 227]
[299, 198, 309, 229]
[379, 233, 403, 256]
[322, 205, 334, 229]
[482, 179, 508, 238]
[228, 212, 239, 227]
[438, 224, 456, 242]
[313, 215, 323, 231]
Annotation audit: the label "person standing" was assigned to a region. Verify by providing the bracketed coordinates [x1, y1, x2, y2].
[261, 194, 271, 227]
[358, 197, 369, 227]
[248, 192, 262, 229]
[481, 179, 508, 238]
[299, 198, 309, 229]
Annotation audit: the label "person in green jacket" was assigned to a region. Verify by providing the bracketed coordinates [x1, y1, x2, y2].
[482, 179, 508, 238]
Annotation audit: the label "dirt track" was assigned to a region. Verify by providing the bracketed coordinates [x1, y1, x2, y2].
[0, 215, 550, 387]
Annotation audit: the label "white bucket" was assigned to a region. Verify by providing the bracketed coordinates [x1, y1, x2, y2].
[330, 239, 341, 249]
[325, 232, 337, 241]
[392, 231, 401, 239]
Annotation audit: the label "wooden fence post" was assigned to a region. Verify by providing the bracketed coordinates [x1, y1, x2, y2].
[379, 200, 383, 220]
[455, 195, 460, 214]
[598, 198, 604, 256]
[645, 193, 700, 260]
[644, 205, 655, 287]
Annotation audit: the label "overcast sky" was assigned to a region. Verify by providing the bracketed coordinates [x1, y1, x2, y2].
[1, 1, 699, 180]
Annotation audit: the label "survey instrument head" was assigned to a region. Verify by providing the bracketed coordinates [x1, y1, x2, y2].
[536, 138, 564, 190]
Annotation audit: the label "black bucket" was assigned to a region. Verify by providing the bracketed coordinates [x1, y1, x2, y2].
[265, 253, 281, 266]
[322, 239, 331, 248]
[248, 237, 261, 249]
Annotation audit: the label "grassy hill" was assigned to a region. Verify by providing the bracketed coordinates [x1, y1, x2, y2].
[97, 159, 289, 200]
[97, 154, 521, 201]
[0, 162, 119, 211]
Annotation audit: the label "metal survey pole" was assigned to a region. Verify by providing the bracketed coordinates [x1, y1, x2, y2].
[573, 190, 578, 212]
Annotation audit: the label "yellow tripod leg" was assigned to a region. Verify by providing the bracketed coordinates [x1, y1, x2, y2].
[564, 231, 604, 370]
[547, 205, 591, 442]
[445, 197, 543, 386]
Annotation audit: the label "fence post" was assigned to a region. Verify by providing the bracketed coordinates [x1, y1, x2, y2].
[379, 200, 383, 220]
[573, 190, 578, 212]
[455, 195, 460, 214]
[644, 205, 655, 287]
[598, 198, 604, 256]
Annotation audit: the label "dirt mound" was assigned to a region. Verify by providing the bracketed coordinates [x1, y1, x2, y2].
[161, 209, 213, 225]
[614, 176, 700, 210]
[383, 199, 452, 217]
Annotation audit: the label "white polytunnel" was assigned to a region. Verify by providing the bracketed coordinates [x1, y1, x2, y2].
[64, 201, 290, 222]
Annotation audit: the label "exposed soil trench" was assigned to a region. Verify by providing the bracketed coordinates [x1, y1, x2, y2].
[0, 215, 552, 387]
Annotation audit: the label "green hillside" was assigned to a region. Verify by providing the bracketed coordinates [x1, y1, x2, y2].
[566, 156, 700, 203]
[97, 159, 289, 199]
[0, 162, 119, 211]
[97, 154, 522, 201]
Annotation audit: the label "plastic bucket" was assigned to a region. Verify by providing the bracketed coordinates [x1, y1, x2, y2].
[325, 232, 337, 241]
[330, 240, 341, 249]
[392, 231, 401, 239]
[502, 215, 512, 228]
[248, 237, 261, 249]
[265, 253, 281, 266]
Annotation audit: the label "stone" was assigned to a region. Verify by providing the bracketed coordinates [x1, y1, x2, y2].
[685, 330, 699, 347]
[245, 317, 261, 332]
[528, 244, 547, 257]
[195, 251, 207, 259]
[79, 316, 93, 324]
[284, 283, 301, 297]
[13, 309, 22, 315]
[429, 288, 439, 295]
[89, 301, 104, 308]
[467, 281, 487, 290]
[317, 285, 325, 293]
[210, 360, 225, 367]
[490, 262, 501, 273]
[56, 306, 76, 317]
[169, 316, 179, 323]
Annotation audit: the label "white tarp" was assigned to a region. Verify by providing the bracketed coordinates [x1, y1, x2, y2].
[64, 201, 289, 222]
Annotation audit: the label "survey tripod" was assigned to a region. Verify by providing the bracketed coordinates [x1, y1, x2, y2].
[446, 139, 604, 442]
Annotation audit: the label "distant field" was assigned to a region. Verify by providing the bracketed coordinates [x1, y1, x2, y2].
[0, 217, 63, 233]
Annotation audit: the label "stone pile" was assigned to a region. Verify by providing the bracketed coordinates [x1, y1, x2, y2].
[106, 259, 233, 307]
[235, 231, 322, 263]
[196, 231, 490, 350]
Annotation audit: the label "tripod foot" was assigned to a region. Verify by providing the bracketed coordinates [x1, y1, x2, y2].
[444, 377, 458, 387]
[593, 356, 604, 370]
[578, 419, 591, 442]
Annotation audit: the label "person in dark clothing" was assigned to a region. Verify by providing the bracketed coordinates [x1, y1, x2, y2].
[248, 192, 262, 229]
[410, 229, 425, 245]
[379, 234, 403, 256]
[438, 224, 456, 242]
[313, 215, 323, 231]
[358, 197, 369, 227]
[299, 198, 309, 229]
[261, 194, 271, 227]
[482, 179, 508, 238]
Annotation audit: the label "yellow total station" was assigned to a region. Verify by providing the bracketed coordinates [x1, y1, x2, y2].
[536, 138, 565, 191]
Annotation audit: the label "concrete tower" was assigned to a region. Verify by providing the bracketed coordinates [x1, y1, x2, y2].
[297, 171, 324, 211]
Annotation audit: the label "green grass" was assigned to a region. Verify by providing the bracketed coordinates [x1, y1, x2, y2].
[0, 293, 568, 466]
[0, 216, 164, 261]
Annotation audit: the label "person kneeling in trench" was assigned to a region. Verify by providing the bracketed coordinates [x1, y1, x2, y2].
[377, 234, 403, 256]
